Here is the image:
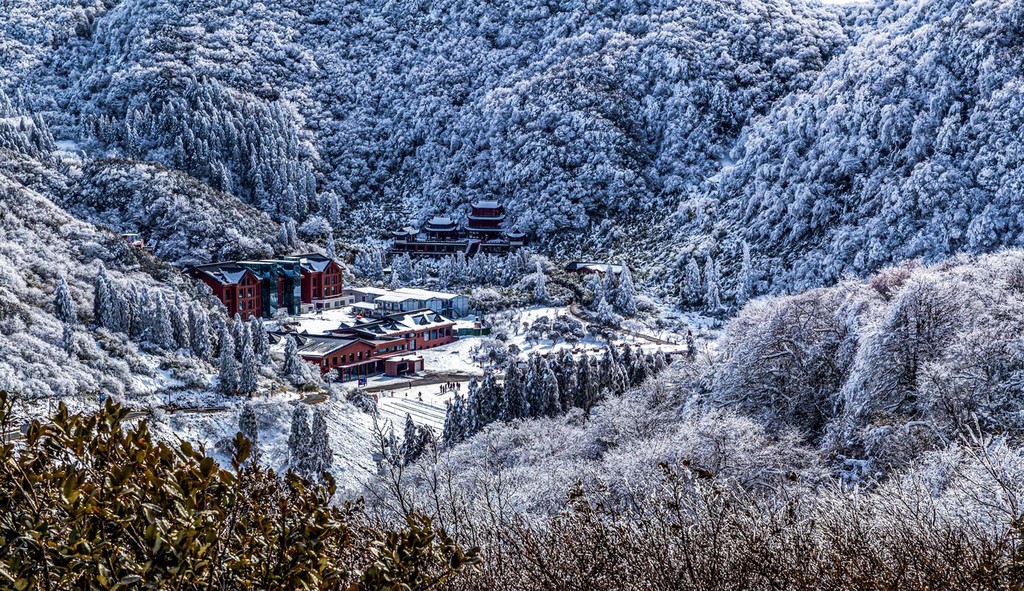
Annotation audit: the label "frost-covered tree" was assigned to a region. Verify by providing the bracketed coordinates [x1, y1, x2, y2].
[532, 261, 549, 304]
[615, 265, 637, 316]
[92, 265, 110, 327]
[325, 231, 336, 260]
[54, 276, 76, 325]
[252, 317, 271, 364]
[736, 241, 753, 306]
[238, 334, 258, 395]
[218, 326, 239, 395]
[238, 403, 260, 462]
[682, 256, 702, 308]
[170, 294, 191, 350]
[282, 336, 305, 384]
[502, 362, 527, 421]
[595, 294, 620, 326]
[704, 255, 722, 313]
[150, 292, 175, 350]
[287, 404, 312, 476]
[189, 307, 213, 361]
[308, 406, 332, 479]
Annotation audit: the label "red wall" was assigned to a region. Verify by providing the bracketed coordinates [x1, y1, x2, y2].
[301, 261, 345, 304]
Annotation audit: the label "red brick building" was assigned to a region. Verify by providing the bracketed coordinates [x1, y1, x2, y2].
[188, 263, 263, 319]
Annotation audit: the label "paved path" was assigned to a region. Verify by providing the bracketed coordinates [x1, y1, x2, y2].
[568, 304, 680, 346]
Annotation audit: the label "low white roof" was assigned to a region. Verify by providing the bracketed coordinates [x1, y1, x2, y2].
[348, 286, 389, 296]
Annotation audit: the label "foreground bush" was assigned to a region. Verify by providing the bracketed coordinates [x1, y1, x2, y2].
[0, 391, 477, 590]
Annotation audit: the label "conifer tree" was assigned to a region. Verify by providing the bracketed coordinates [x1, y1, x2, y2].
[282, 336, 305, 384]
[554, 349, 577, 411]
[218, 326, 239, 395]
[326, 231, 337, 260]
[190, 307, 213, 361]
[532, 261, 549, 304]
[683, 256, 702, 308]
[704, 255, 722, 313]
[93, 265, 110, 327]
[171, 294, 191, 350]
[151, 292, 175, 350]
[54, 275, 76, 325]
[576, 353, 596, 415]
[737, 241, 753, 306]
[461, 379, 480, 438]
[477, 371, 501, 426]
[539, 357, 561, 417]
[402, 413, 425, 465]
[239, 403, 260, 462]
[442, 394, 465, 446]
[503, 361, 527, 420]
[615, 265, 637, 316]
[238, 335, 258, 395]
[308, 406, 333, 479]
[288, 404, 312, 476]
[253, 317, 271, 364]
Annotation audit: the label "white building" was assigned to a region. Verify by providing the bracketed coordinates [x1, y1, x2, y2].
[342, 286, 470, 318]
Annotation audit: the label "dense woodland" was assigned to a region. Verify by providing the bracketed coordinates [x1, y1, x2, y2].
[3, 0, 1024, 588]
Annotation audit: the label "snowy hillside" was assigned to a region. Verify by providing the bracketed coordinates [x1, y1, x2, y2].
[0, 160, 217, 404]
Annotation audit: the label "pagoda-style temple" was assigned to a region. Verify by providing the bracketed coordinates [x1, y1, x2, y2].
[390, 200, 526, 257]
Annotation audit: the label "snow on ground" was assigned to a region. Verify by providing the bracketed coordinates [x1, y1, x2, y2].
[148, 389, 379, 497]
[288, 307, 361, 335]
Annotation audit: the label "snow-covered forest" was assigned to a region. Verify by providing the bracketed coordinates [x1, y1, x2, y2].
[4, 0, 1024, 586]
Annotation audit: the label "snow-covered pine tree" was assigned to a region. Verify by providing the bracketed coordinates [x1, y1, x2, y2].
[477, 371, 501, 427]
[238, 403, 260, 463]
[253, 317, 271, 364]
[308, 406, 332, 479]
[238, 332, 258, 395]
[151, 292, 175, 350]
[575, 353, 596, 414]
[736, 241, 753, 306]
[539, 357, 561, 417]
[54, 276, 76, 325]
[218, 325, 239, 395]
[603, 266, 618, 306]
[683, 256, 702, 308]
[231, 314, 245, 359]
[171, 294, 191, 350]
[287, 404, 312, 476]
[461, 379, 480, 438]
[686, 331, 697, 359]
[282, 336, 305, 384]
[704, 255, 722, 313]
[532, 261, 549, 304]
[93, 265, 110, 327]
[190, 307, 213, 361]
[325, 231, 336, 260]
[595, 294, 620, 326]
[615, 265, 638, 316]
[502, 361, 527, 420]
[389, 268, 401, 291]
[402, 413, 424, 464]
[442, 394, 465, 446]
[554, 349, 577, 411]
